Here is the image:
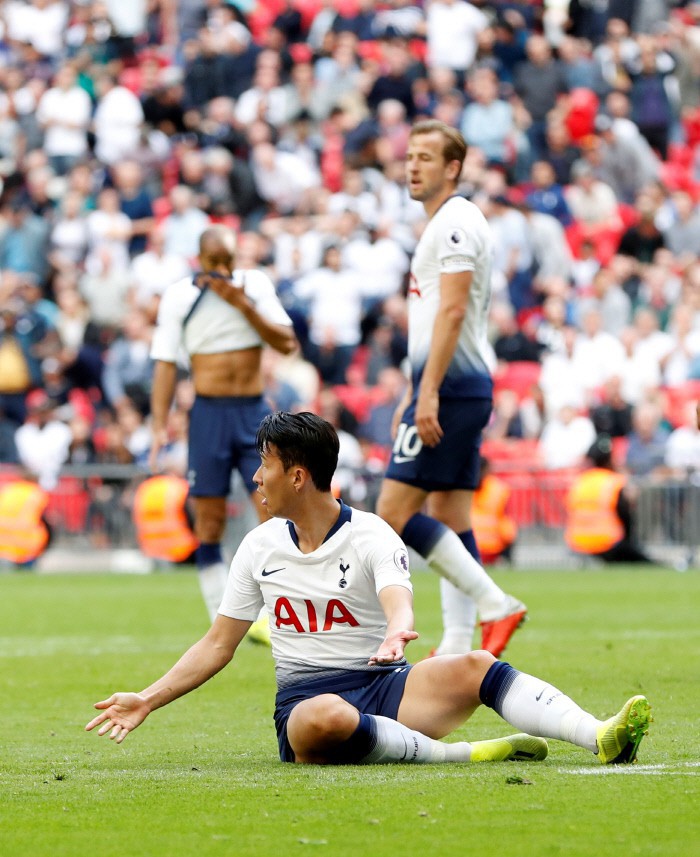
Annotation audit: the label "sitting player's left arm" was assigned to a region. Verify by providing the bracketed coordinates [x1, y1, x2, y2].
[368, 585, 418, 666]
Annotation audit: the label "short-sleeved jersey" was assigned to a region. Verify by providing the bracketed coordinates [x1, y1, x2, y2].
[150, 269, 292, 362]
[218, 503, 412, 690]
[407, 195, 493, 399]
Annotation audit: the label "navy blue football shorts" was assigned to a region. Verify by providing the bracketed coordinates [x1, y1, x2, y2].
[187, 394, 270, 497]
[274, 665, 413, 763]
[384, 396, 492, 492]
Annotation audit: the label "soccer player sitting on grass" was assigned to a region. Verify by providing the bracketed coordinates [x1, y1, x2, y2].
[86, 412, 652, 766]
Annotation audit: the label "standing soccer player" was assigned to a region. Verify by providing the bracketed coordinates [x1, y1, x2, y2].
[86, 412, 651, 768]
[149, 225, 298, 621]
[376, 120, 525, 657]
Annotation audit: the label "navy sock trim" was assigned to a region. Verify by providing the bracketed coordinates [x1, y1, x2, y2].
[479, 661, 519, 717]
[401, 513, 446, 556]
[458, 529, 481, 564]
[196, 542, 223, 569]
[326, 713, 378, 765]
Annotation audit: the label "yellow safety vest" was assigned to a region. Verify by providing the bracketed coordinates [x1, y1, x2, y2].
[565, 469, 626, 554]
[133, 476, 198, 562]
[0, 480, 50, 563]
[472, 474, 518, 558]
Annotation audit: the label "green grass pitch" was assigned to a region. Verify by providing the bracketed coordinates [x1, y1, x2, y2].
[1, 566, 698, 857]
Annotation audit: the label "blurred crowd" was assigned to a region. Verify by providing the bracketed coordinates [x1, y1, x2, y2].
[1, 0, 700, 500]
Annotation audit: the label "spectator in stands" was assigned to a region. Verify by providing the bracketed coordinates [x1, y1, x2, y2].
[161, 185, 211, 260]
[625, 399, 670, 479]
[513, 33, 568, 161]
[486, 193, 536, 311]
[541, 120, 580, 185]
[366, 38, 418, 120]
[112, 160, 155, 257]
[590, 375, 634, 438]
[14, 388, 72, 490]
[565, 159, 622, 228]
[491, 302, 543, 364]
[526, 160, 573, 226]
[36, 62, 92, 176]
[628, 35, 675, 160]
[616, 325, 662, 406]
[0, 196, 52, 284]
[663, 190, 700, 261]
[101, 308, 154, 415]
[539, 325, 588, 416]
[358, 365, 408, 450]
[460, 67, 516, 170]
[250, 140, 320, 216]
[565, 434, 653, 564]
[293, 243, 363, 385]
[486, 388, 524, 441]
[201, 146, 263, 223]
[425, 0, 489, 84]
[593, 110, 659, 204]
[661, 303, 700, 388]
[129, 224, 190, 319]
[577, 266, 632, 335]
[665, 399, 700, 475]
[92, 70, 145, 166]
[85, 188, 133, 275]
[48, 190, 89, 273]
[572, 306, 625, 396]
[617, 188, 666, 263]
[539, 402, 596, 470]
[79, 245, 132, 328]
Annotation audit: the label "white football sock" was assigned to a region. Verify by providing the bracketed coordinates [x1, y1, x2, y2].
[425, 529, 508, 620]
[361, 715, 472, 764]
[197, 561, 228, 622]
[498, 671, 599, 752]
[435, 579, 477, 655]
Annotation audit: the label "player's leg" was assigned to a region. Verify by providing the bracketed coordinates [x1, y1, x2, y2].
[377, 479, 525, 656]
[285, 690, 511, 765]
[192, 495, 229, 621]
[402, 654, 651, 765]
[428, 490, 478, 655]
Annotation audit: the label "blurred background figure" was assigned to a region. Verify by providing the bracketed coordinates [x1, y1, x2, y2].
[470, 457, 518, 565]
[565, 435, 652, 564]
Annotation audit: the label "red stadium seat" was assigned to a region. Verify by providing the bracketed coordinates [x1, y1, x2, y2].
[493, 361, 542, 401]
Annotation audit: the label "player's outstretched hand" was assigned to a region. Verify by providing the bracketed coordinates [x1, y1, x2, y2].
[368, 630, 419, 666]
[85, 693, 151, 744]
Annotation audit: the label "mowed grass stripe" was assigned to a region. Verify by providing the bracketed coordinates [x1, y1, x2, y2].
[1, 568, 698, 857]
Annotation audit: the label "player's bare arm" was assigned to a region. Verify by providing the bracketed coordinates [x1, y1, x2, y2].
[415, 270, 471, 447]
[391, 382, 413, 440]
[368, 585, 418, 665]
[148, 359, 178, 471]
[85, 616, 251, 744]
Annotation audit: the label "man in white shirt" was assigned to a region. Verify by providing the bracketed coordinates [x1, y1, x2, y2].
[92, 71, 144, 166]
[375, 120, 526, 658]
[149, 226, 297, 622]
[14, 389, 72, 490]
[36, 63, 91, 175]
[86, 411, 651, 769]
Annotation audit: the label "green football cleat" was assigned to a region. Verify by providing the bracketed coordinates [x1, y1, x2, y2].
[596, 695, 652, 764]
[470, 733, 548, 762]
[246, 615, 272, 647]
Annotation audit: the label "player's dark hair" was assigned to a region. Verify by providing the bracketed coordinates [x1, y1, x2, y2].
[256, 412, 339, 491]
[409, 119, 468, 171]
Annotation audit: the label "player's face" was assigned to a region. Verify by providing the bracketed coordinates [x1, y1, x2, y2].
[405, 131, 458, 203]
[253, 446, 294, 518]
[199, 243, 235, 278]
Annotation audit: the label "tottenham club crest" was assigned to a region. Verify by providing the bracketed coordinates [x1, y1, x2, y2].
[338, 558, 350, 588]
[445, 227, 467, 251]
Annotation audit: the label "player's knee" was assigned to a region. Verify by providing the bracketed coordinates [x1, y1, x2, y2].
[375, 495, 405, 534]
[463, 649, 498, 679]
[290, 696, 356, 745]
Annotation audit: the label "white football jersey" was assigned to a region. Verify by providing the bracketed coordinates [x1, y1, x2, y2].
[407, 195, 493, 398]
[218, 503, 412, 689]
[150, 269, 292, 362]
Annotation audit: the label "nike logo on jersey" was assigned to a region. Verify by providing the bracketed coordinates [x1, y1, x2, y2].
[261, 567, 286, 576]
